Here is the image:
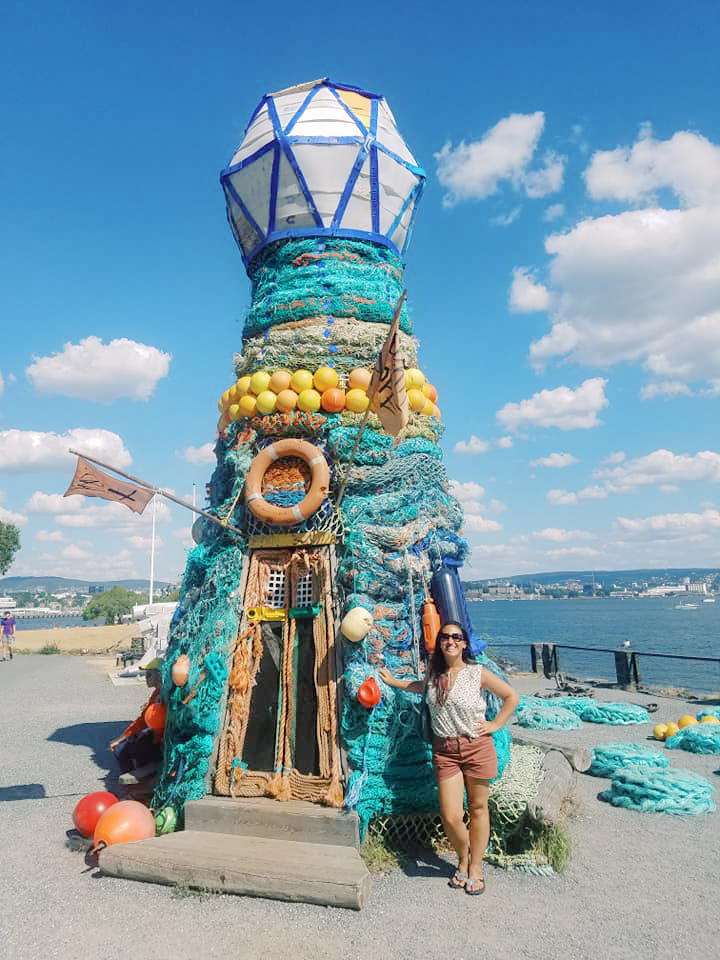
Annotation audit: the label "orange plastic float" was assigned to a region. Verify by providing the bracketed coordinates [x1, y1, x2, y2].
[144, 702, 167, 731]
[92, 800, 156, 852]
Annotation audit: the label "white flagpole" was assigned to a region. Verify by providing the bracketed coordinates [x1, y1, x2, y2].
[149, 496, 156, 604]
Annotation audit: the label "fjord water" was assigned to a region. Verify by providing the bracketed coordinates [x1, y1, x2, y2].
[469, 598, 720, 693]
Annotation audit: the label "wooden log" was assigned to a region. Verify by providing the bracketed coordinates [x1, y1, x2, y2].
[98, 831, 371, 910]
[526, 749, 576, 828]
[512, 730, 592, 772]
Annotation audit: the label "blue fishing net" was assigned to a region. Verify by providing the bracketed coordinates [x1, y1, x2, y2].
[589, 743, 670, 777]
[600, 767, 715, 815]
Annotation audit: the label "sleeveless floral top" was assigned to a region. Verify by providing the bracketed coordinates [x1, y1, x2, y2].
[425, 664, 487, 738]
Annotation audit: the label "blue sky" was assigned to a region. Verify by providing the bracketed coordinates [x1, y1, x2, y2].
[3, 0, 720, 584]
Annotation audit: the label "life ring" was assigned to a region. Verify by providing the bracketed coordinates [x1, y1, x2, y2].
[245, 439, 330, 526]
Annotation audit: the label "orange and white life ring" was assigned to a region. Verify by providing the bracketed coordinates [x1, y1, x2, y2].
[245, 439, 330, 526]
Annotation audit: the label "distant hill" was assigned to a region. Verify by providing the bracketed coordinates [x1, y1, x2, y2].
[463, 568, 720, 589]
[0, 575, 176, 593]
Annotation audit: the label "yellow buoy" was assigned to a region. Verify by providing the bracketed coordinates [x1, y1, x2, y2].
[345, 388, 369, 413]
[228, 403, 241, 421]
[276, 389, 298, 412]
[255, 390, 278, 415]
[348, 367, 372, 390]
[297, 388, 322, 413]
[405, 367, 425, 390]
[313, 366, 339, 391]
[249, 370, 271, 395]
[664, 721, 679, 739]
[407, 388, 426, 412]
[678, 714, 698, 728]
[653, 723, 668, 741]
[236, 375, 252, 395]
[700, 715, 719, 723]
[238, 394, 257, 417]
[290, 369, 314, 393]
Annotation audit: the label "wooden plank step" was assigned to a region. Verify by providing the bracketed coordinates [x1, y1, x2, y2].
[512, 731, 592, 772]
[184, 796, 360, 848]
[98, 831, 371, 911]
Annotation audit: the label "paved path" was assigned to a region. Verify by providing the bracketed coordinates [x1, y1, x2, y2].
[0, 656, 718, 960]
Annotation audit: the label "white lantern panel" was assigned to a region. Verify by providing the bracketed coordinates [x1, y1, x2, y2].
[274, 150, 319, 231]
[272, 89, 313, 130]
[291, 85, 364, 138]
[292, 143, 361, 226]
[377, 152, 421, 234]
[224, 189, 262, 255]
[230, 105, 276, 166]
[376, 101, 417, 166]
[389, 194, 418, 252]
[339, 155, 372, 233]
[226, 151, 275, 236]
[337, 89, 372, 131]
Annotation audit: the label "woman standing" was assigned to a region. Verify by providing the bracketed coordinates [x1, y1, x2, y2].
[378, 621, 518, 895]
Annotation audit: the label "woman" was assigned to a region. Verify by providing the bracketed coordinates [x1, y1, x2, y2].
[378, 621, 518, 895]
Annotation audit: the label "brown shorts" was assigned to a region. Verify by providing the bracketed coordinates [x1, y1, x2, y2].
[432, 734, 498, 782]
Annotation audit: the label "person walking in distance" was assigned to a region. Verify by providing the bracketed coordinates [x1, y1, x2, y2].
[379, 621, 518, 895]
[1, 610, 16, 661]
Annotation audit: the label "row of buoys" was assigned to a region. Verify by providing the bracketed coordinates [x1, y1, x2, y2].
[72, 791, 177, 850]
[217, 365, 440, 429]
[653, 713, 719, 741]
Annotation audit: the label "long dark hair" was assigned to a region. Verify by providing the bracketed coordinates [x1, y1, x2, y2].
[429, 621, 471, 704]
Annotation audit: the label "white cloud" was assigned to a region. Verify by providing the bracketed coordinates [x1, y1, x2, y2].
[29, 547, 139, 581]
[0, 505, 26, 525]
[601, 451, 626, 466]
[127, 534, 163, 550]
[489, 499, 507, 513]
[546, 485, 608, 505]
[530, 452, 579, 469]
[509, 268, 551, 313]
[491, 206, 522, 227]
[178, 443, 216, 465]
[546, 546, 602, 560]
[616, 508, 720, 539]
[584, 125, 720, 206]
[595, 449, 720, 493]
[528, 128, 720, 389]
[27, 489, 171, 530]
[26, 337, 171, 402]
[0, 429, 131, 473]
[435, 112, 564, 206]
[35, 529, 64, 542]
[640, 381, 693, 400]
[464, 514, 503, 533]
[454, 435, 490, 455]
[544, 203, 565, 222]
[496, 378, 608, 433]
[449, 480, 486, 502]
[496, 436, 513, 449]
[533, 527, 592, 542]
[61, 544, 92, 561]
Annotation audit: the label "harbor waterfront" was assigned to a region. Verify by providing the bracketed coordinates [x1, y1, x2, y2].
[469, 597, 720, 693]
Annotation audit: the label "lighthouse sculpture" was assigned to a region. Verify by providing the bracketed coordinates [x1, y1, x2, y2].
[153, 79, 509, 832]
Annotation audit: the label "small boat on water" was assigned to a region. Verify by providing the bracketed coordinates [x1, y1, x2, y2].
[702, 597, 716, 603]
[675, 602, 699, 609]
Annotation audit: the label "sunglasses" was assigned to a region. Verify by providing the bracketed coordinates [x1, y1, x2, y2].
[439, 632, 464, 642]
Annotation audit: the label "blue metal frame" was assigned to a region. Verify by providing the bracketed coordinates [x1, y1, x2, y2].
[219, 78, 426, 268]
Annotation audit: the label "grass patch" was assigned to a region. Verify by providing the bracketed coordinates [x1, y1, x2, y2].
[530, 821, 571, 872]
[360, 832, 402, 873]
[38, 643, 61, 655]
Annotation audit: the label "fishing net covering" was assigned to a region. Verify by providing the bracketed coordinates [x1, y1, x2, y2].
[600, 767, 716, 815]
[589, 743, 670, 777]
[665, 725, 720, 754]
[516, 696, 649, 727]
[154, 236, 513, 831]
[366, 744, 548, 869]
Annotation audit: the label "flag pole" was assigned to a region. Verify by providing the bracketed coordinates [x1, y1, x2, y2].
[149, 495, 156, 604]
[335, 290, 407, 510]
[67, 449, 245, 538]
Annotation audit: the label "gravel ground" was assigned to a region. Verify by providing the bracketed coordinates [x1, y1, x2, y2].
[1, 656, 718, 960]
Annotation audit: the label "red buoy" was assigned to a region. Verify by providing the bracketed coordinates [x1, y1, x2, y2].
[72, 791, 119, 838]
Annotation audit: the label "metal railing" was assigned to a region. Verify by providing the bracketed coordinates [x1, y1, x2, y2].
[487, 641, 720, 690]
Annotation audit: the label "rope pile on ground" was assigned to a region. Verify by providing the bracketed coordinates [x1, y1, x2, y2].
[665, 725, 720, 754]
[589, 743, 670, 777]
[515, 699, 583, 730]
[600, 767, 716, 815]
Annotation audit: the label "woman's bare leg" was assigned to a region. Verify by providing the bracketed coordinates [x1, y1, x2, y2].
[436, 771, 469, 879]
[465, 777, 490, 891]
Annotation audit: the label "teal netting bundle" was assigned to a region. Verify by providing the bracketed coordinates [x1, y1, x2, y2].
[152, 543, 240, 813]
[665, 724, 720, 754]
[573, 701, 649, 725]
[696, 709, 720, 721]
[544, 696, 598, 716]
[600, 767, 716, 815]
[243, 238, 412, 340]
[589, 743, 670, 777]
[515, 699, 583, 730]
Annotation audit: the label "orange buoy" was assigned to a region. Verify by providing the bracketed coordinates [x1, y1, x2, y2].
[92, 800, 156, 852]
[144, 702, 167, 731]
[357, 677, 381, 708]
[422, 599, 441, 655]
